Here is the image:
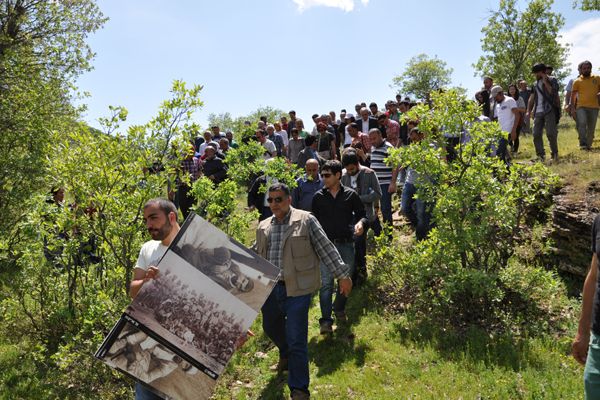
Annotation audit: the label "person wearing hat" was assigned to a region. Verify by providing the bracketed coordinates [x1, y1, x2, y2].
[491, 85, 519, 162]
[526, 63, 560, 162]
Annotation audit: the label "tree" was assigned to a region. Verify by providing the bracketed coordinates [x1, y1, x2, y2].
[0, 0, 107, 237]
[573, 0, 600, 10]
[376, 90, 568, 334]
[474, 0, 569, 86]
[391, 54, 453, 102]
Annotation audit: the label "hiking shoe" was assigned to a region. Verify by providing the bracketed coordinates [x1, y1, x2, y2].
[335, 311, 347, 322]
[290, 389, 310, 400]
[319, 320, 333, 335]
[270, 357, 288, 373]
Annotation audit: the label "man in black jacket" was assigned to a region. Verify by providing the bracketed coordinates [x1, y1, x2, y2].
[356, 107, 378, 134]
[311, 160, 367, 334]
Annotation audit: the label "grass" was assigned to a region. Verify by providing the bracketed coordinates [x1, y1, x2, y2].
[209, 120, 600, 399]
[514, 118, 600, 201]
[211, 281, 583, 399]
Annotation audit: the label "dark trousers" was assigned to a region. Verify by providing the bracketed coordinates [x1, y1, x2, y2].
[261, 284, 311, 394]
[175, 184, 195, 219]
[354, 225, 369, 284]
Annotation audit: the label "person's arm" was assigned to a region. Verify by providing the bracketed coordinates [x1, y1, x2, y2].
[526, 92, 535, 116]
[351, 191, 368, 234]
[389, 166, 400, 193]
[359, 172, 382, 203]
[129, 266, 159, 299]
[511, 107, 520, 142]
[573, 253, 598, 364]
[306, 215, 352, 295]
[570, 81, 579, 118]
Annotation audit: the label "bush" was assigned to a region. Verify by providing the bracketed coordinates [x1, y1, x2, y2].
[372, 90, 571, 336]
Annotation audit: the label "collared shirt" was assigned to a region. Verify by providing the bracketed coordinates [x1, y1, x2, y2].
[370, 141, 394, 185]
[268, 133, 285, 156]
[573, 74, 600, 109]
[292, 176, 323, 211]
[311, 185, 368, 240]
[266, 209, 349, 278]
[179, 157, 200, 185]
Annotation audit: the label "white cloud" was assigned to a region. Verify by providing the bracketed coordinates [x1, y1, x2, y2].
[560, 17, 600, 77]
[292, 0, 369, 12]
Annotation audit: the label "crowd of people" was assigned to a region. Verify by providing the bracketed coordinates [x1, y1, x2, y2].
[133, 60, 600, 399]
[135, 269, 245, 369]
[173, 60, 599, 249]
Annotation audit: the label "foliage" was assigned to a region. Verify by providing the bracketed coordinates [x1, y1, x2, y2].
[473, 0, 569, 86]
[391, 53, 453, 102]
[572, 0, 600, 10]
[0, 0, 106, 237]
[373, 90, 570, 334]
[0, 80, 206, 398]
[207, 106, 286, 140]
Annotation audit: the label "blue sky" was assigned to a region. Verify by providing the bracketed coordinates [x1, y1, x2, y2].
[77, 0, 599, 132]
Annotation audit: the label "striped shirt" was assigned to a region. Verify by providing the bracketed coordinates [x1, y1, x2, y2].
[266, 209, 350, 280]
[370, 141, 394, 185]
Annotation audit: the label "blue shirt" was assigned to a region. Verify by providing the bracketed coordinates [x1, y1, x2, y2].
[292, 176, 323, 211]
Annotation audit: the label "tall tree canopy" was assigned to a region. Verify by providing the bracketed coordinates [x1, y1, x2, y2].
[391, 54, 453, 102]
[573, 0, 600, 10]
[473, 0, 569, 87]
[0, 1, 106, 235]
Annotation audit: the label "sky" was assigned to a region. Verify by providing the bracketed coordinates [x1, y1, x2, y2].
[76, 0, 600, 133]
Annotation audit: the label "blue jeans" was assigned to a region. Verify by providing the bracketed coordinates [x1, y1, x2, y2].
[401, 182, 431, 241]
[401, 182, 418, 227]
[261, 284, 311, 394]
[319, 242, 355, 323]
[373, 184, 393, 236]
[585, 331, 600, 399]
[135, 382, 163, 400]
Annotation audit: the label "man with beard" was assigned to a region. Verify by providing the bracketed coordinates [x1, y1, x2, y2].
[130, 198, 181, 399]
[341, 150, 381, 285]
[526, 63, 561, 162]
[570, 61, 600, 150]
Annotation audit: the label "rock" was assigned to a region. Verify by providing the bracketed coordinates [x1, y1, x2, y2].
[550, 182, 599, 276]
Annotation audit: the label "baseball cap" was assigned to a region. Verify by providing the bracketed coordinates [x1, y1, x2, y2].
[490, 85, 503, 97]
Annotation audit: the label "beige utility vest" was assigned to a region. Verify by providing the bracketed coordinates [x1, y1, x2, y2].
[255, 208, 321, 297]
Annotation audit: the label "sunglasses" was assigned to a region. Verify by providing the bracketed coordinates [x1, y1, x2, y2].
[267, 196, 284, 204]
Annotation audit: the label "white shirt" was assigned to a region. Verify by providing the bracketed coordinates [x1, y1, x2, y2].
[495, 96, 517, 133]
[262, 139, 277, 159]
[276, 130, 289, 146]
[135, 240, 169, 271]
[350, 174, 358, 189]
[344, 125, 352, 145]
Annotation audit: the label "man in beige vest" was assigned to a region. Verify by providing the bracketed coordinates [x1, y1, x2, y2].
[255, 183, 352, 400]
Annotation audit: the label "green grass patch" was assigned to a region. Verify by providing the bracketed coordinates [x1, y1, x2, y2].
[211, 282, 583, 399]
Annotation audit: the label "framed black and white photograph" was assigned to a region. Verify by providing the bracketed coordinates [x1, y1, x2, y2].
[96, 212, 280, 400]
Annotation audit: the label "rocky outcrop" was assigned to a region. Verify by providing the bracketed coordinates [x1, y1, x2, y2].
[550, 182, 600, 276]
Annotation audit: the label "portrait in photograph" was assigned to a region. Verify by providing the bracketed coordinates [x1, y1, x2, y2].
[171, 213, 280, 311]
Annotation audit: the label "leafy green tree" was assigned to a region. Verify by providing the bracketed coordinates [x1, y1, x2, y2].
[0, 80, 205, 398]
[391, 54, 453, 102]
[474, 0, 569, 86]
[573, 0, 600, 10]
[376, 90, 567, 334]
[0, 0, 107, 237]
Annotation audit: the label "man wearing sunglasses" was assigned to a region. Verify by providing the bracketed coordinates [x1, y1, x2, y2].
[255, 183, 352, 400]
[311, 160, 367, 335]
